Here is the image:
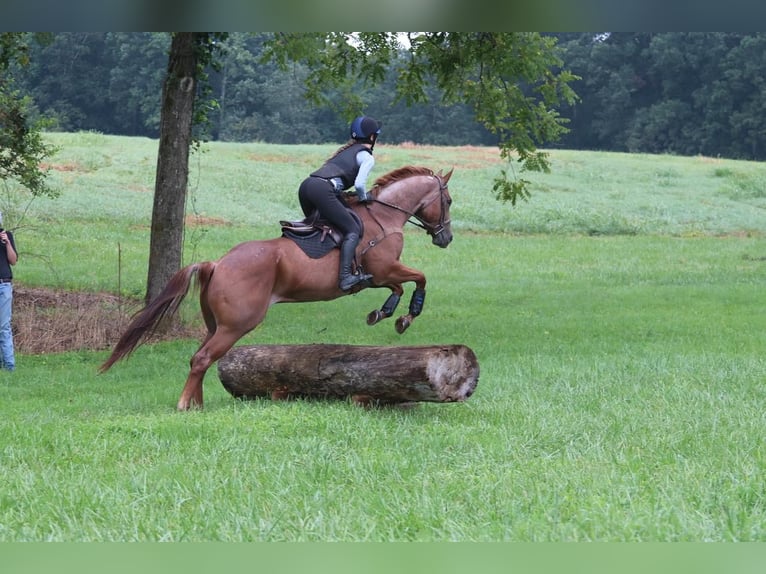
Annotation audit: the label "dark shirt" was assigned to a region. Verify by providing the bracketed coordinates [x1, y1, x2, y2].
[0, 231, 16, 280]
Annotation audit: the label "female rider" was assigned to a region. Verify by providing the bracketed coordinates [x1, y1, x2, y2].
[298, 116, 382, 291]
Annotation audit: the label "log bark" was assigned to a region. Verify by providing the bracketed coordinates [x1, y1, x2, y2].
[217, 344, 479, 404]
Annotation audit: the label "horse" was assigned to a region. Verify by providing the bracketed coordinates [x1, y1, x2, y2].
[99, 165, 454, 410]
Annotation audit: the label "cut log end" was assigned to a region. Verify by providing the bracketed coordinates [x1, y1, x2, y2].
[217, 344, 479, 404]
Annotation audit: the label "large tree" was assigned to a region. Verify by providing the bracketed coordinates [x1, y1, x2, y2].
[146, 33, 198, 303]
[146, 32, 225, 304]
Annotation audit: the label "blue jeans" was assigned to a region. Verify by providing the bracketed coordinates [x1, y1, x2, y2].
[0, 283, 15, 371]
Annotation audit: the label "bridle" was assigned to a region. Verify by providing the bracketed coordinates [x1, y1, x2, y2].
[369, 174, 451, 241]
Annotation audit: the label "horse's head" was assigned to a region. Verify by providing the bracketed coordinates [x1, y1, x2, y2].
[417, 168, 454, 248]
[370, 166, 455, 248]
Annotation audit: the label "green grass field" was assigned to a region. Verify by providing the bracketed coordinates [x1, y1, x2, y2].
[1, 133, 765, 541]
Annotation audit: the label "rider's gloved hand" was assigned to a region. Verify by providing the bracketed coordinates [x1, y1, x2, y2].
[357, 189, 371, 203]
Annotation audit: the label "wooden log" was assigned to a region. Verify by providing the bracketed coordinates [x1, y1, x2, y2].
[217, 344, 479, 404]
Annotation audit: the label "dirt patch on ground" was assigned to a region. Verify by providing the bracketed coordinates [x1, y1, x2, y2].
[13, 285, 203, 355]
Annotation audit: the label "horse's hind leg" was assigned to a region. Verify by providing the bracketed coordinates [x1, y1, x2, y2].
[175, 283, 221, 410]
[177, 329, 243, 410]
[200, 287, 217, 336]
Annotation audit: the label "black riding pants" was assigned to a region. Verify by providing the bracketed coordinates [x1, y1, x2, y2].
[298, 176, 360, 236]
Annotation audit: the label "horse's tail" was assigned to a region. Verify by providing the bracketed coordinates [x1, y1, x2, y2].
[98, 262, 216, 373]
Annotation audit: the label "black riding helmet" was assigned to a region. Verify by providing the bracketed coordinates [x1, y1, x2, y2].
[350, 116, 383, 142]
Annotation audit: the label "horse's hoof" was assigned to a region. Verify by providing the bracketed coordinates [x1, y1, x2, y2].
[177, 397, 203, 411]
[367, 310, 383, 325]
[395, 316, 411, 334]
[352, 394, 376, 408]
[271, 388, 292, 400]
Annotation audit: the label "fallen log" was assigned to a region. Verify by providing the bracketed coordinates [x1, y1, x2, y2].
[217, 344, 479, 405]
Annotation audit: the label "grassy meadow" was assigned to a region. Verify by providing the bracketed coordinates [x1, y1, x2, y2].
[1, 132, 765, 541]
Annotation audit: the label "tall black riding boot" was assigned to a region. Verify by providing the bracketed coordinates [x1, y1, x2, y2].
[338, 232, 373, 291]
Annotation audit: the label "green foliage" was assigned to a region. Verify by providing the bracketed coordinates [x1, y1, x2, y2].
[12, 32, 766, 168]
[106, 33, 170, 136]
[263, 33, 401, 116]
[0, 91, 56, 197]
[264, 32, 578, 204]
[555, 32, 766, 161]
[190, 32, 229, 145]
[0, 32, 51, 69]
[0, 33, 58, 200]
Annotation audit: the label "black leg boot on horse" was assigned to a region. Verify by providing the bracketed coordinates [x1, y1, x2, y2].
[338, 232, 373, 292]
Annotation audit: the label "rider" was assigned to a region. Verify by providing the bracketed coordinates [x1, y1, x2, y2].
[298, 115, 382, 291]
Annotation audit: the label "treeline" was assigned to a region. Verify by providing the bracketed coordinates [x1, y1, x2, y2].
[10, 32, 495, 146]
[10, 32, 766, 160]
[553, 33, 766, 160]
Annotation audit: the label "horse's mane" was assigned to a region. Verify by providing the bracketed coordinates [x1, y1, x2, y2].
[371, 165, 435, 191]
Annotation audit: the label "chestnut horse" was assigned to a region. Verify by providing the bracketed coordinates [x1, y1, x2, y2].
[100, 165, 454, 410]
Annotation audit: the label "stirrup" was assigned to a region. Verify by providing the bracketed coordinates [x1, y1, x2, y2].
[339, 272, 373, 292]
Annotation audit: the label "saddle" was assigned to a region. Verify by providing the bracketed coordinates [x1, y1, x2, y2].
[280, 211, 363, 260]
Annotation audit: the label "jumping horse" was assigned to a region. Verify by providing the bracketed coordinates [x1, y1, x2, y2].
[99, 165, 454, 410]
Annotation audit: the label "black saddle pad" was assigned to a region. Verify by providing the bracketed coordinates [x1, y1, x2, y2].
[282, 228, 340, 259]
[280, 209, 364, 260]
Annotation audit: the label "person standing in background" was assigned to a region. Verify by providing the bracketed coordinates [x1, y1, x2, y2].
[0, 213, 18, 372]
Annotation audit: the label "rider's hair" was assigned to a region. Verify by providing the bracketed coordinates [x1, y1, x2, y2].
[328, 140, 369, 159]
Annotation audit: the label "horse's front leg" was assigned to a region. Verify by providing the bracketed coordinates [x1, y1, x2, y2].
[395, 287, 425, 334]
[366, 261, 426, 334]
[367, 289, 402, 326]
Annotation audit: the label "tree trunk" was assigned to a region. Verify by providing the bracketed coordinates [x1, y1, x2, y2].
[217, 344, 480, 405]
[145, 32, 197, 304]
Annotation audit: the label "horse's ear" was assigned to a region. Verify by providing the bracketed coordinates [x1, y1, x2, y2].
[441, 168, 455, 184]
